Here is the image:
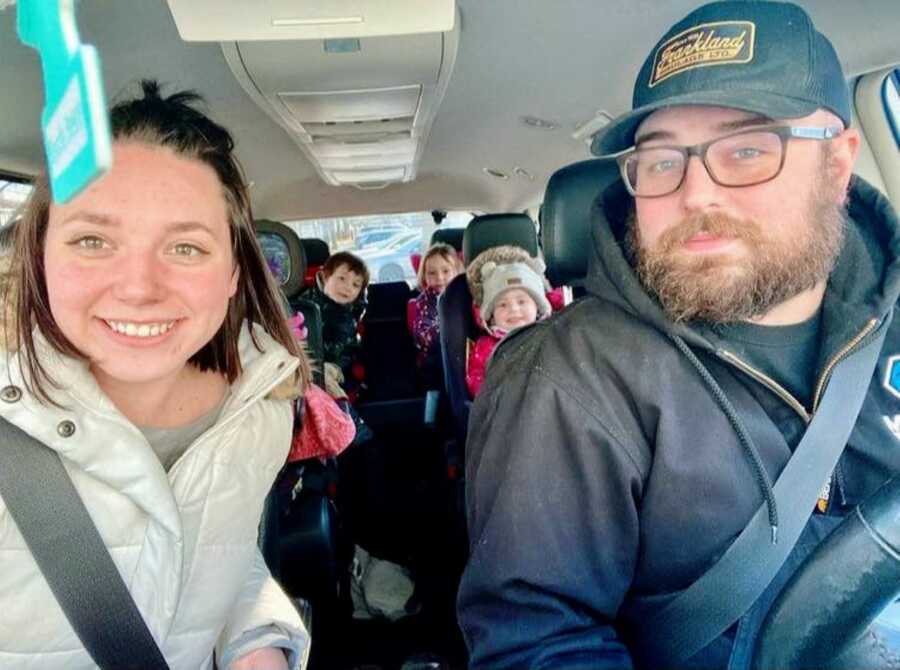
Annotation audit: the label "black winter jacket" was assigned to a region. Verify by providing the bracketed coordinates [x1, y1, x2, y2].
[299, 275, 365, 376]
[457, 177, 900, 669]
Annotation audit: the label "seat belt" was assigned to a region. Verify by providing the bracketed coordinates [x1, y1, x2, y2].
[635, 316, 889, 668]
[0, 417, 171, 670]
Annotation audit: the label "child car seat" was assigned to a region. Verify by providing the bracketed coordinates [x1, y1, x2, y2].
[254, 221, 326, 386]
[439, 213, 539, 446]
[300, 238, 330, 289]
[254, 221, 344, 625]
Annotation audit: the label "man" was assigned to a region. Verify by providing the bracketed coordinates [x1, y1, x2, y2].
[457, 1, 900, 668]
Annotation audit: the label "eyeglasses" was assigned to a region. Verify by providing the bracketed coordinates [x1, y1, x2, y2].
[616, 125, 842, 198]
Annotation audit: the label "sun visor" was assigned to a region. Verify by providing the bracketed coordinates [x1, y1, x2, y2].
[166, 0, 454, 41]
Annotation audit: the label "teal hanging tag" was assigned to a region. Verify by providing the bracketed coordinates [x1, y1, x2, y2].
[18, 0, 112, 203]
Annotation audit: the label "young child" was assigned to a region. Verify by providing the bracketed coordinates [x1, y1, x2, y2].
[411, 243, 464, 369]
[301, 251, 369, 392]
[466, 246, 552, 397]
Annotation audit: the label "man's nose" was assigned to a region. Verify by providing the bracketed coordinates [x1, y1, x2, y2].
[112, 251, 165, 303]
[678, 155, 722, 213]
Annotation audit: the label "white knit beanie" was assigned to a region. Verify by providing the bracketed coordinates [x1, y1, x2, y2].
[479, 261, 551, 325]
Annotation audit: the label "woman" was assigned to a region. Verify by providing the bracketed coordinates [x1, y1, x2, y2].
[0, 81, 311, 669]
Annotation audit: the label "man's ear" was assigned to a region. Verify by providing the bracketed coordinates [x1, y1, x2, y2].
[830, 127, 861, 204]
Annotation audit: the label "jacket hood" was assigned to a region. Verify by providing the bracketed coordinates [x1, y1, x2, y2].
[584, 176, 900, 359]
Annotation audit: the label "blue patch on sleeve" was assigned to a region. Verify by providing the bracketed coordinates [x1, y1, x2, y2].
[883, 356, 900, 400]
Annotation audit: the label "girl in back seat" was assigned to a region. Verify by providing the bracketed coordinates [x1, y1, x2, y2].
[411, 243, 463, 386]
[466, 246, 553, 397]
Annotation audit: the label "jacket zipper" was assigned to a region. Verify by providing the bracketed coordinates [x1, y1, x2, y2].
[719, 317, 880, 513]
[717, 350, 811, 423]
[716, 317, 880, 423]
[810, 317, 880, 412]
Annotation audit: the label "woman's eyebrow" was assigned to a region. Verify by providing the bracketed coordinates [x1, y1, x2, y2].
[58, 211, 118, 228]
[166, 221, 217, 236]
[57, 214, 216, 237]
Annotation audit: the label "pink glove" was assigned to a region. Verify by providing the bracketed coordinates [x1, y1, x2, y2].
[287, 313, 307, 341]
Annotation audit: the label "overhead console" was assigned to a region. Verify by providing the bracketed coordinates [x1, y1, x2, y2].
[166, 0, 459, 189]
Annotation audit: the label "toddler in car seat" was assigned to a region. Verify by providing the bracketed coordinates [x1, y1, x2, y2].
[411, 243, 464, 378]
[300, 251, 369, 397]
[466, 245, 553, 397]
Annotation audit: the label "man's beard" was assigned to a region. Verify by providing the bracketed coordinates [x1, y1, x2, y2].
[626, 165, 847, 324]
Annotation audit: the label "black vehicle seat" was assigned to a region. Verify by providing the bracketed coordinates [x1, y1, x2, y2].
[254, 222, 344, 636]
[358, 281, 418, 407]
[410, 226, 465, 275]
[300, 238, 330, 290]
[541, 158, 621, 288]
[297, 237, 332, 385]
[439, 213, 539, 446]
[254, 221, 325, 386]
[430, 227, 465, 256]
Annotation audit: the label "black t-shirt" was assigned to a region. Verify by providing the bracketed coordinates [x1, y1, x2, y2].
[714, 310, 823, 409]
[710, 310, 823, 452]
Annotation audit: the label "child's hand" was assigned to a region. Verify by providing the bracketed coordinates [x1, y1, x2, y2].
[287, 313, 307, 341]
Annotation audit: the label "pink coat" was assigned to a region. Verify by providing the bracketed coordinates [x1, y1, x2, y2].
[466, 288, 565, 398]
[466, 332, 502, 398]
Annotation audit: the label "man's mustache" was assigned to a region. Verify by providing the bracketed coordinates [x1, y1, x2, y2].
[656, 212, 762, 252]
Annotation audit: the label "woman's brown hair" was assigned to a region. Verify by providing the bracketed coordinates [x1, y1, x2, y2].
[6, 80, 310, 402]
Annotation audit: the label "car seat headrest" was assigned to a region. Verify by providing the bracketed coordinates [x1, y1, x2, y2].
[300, 238, 331, 267]
[541, 158, 620, 287]
[299, 238, 331, 287]
[365, 282, 412, 321]
[430, 227, 465, 253]
[254, 219, 307, 300]
[463, 213, 537, 266]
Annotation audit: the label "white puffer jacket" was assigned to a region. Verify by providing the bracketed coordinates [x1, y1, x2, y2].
[0, 323, 310, 669]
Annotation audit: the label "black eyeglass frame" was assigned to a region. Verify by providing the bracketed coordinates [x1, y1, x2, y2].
[616, 125, 843, 198]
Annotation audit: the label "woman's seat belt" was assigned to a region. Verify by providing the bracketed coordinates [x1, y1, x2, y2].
[0, 417, 170, 670]
[635, 316, 890, 667]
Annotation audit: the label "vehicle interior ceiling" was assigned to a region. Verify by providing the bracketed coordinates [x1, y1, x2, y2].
[1, 1, 899, 669]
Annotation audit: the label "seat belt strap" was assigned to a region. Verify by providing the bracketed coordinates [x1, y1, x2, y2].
[636, 316, 889, 667]
[0, 417, 170, 670]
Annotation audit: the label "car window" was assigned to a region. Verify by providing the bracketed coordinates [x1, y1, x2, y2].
[0, 177, 33, 229]
[285, 210, 473, 284]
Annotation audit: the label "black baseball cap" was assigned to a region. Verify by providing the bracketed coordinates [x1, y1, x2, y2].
[591, 1, 851, 155]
